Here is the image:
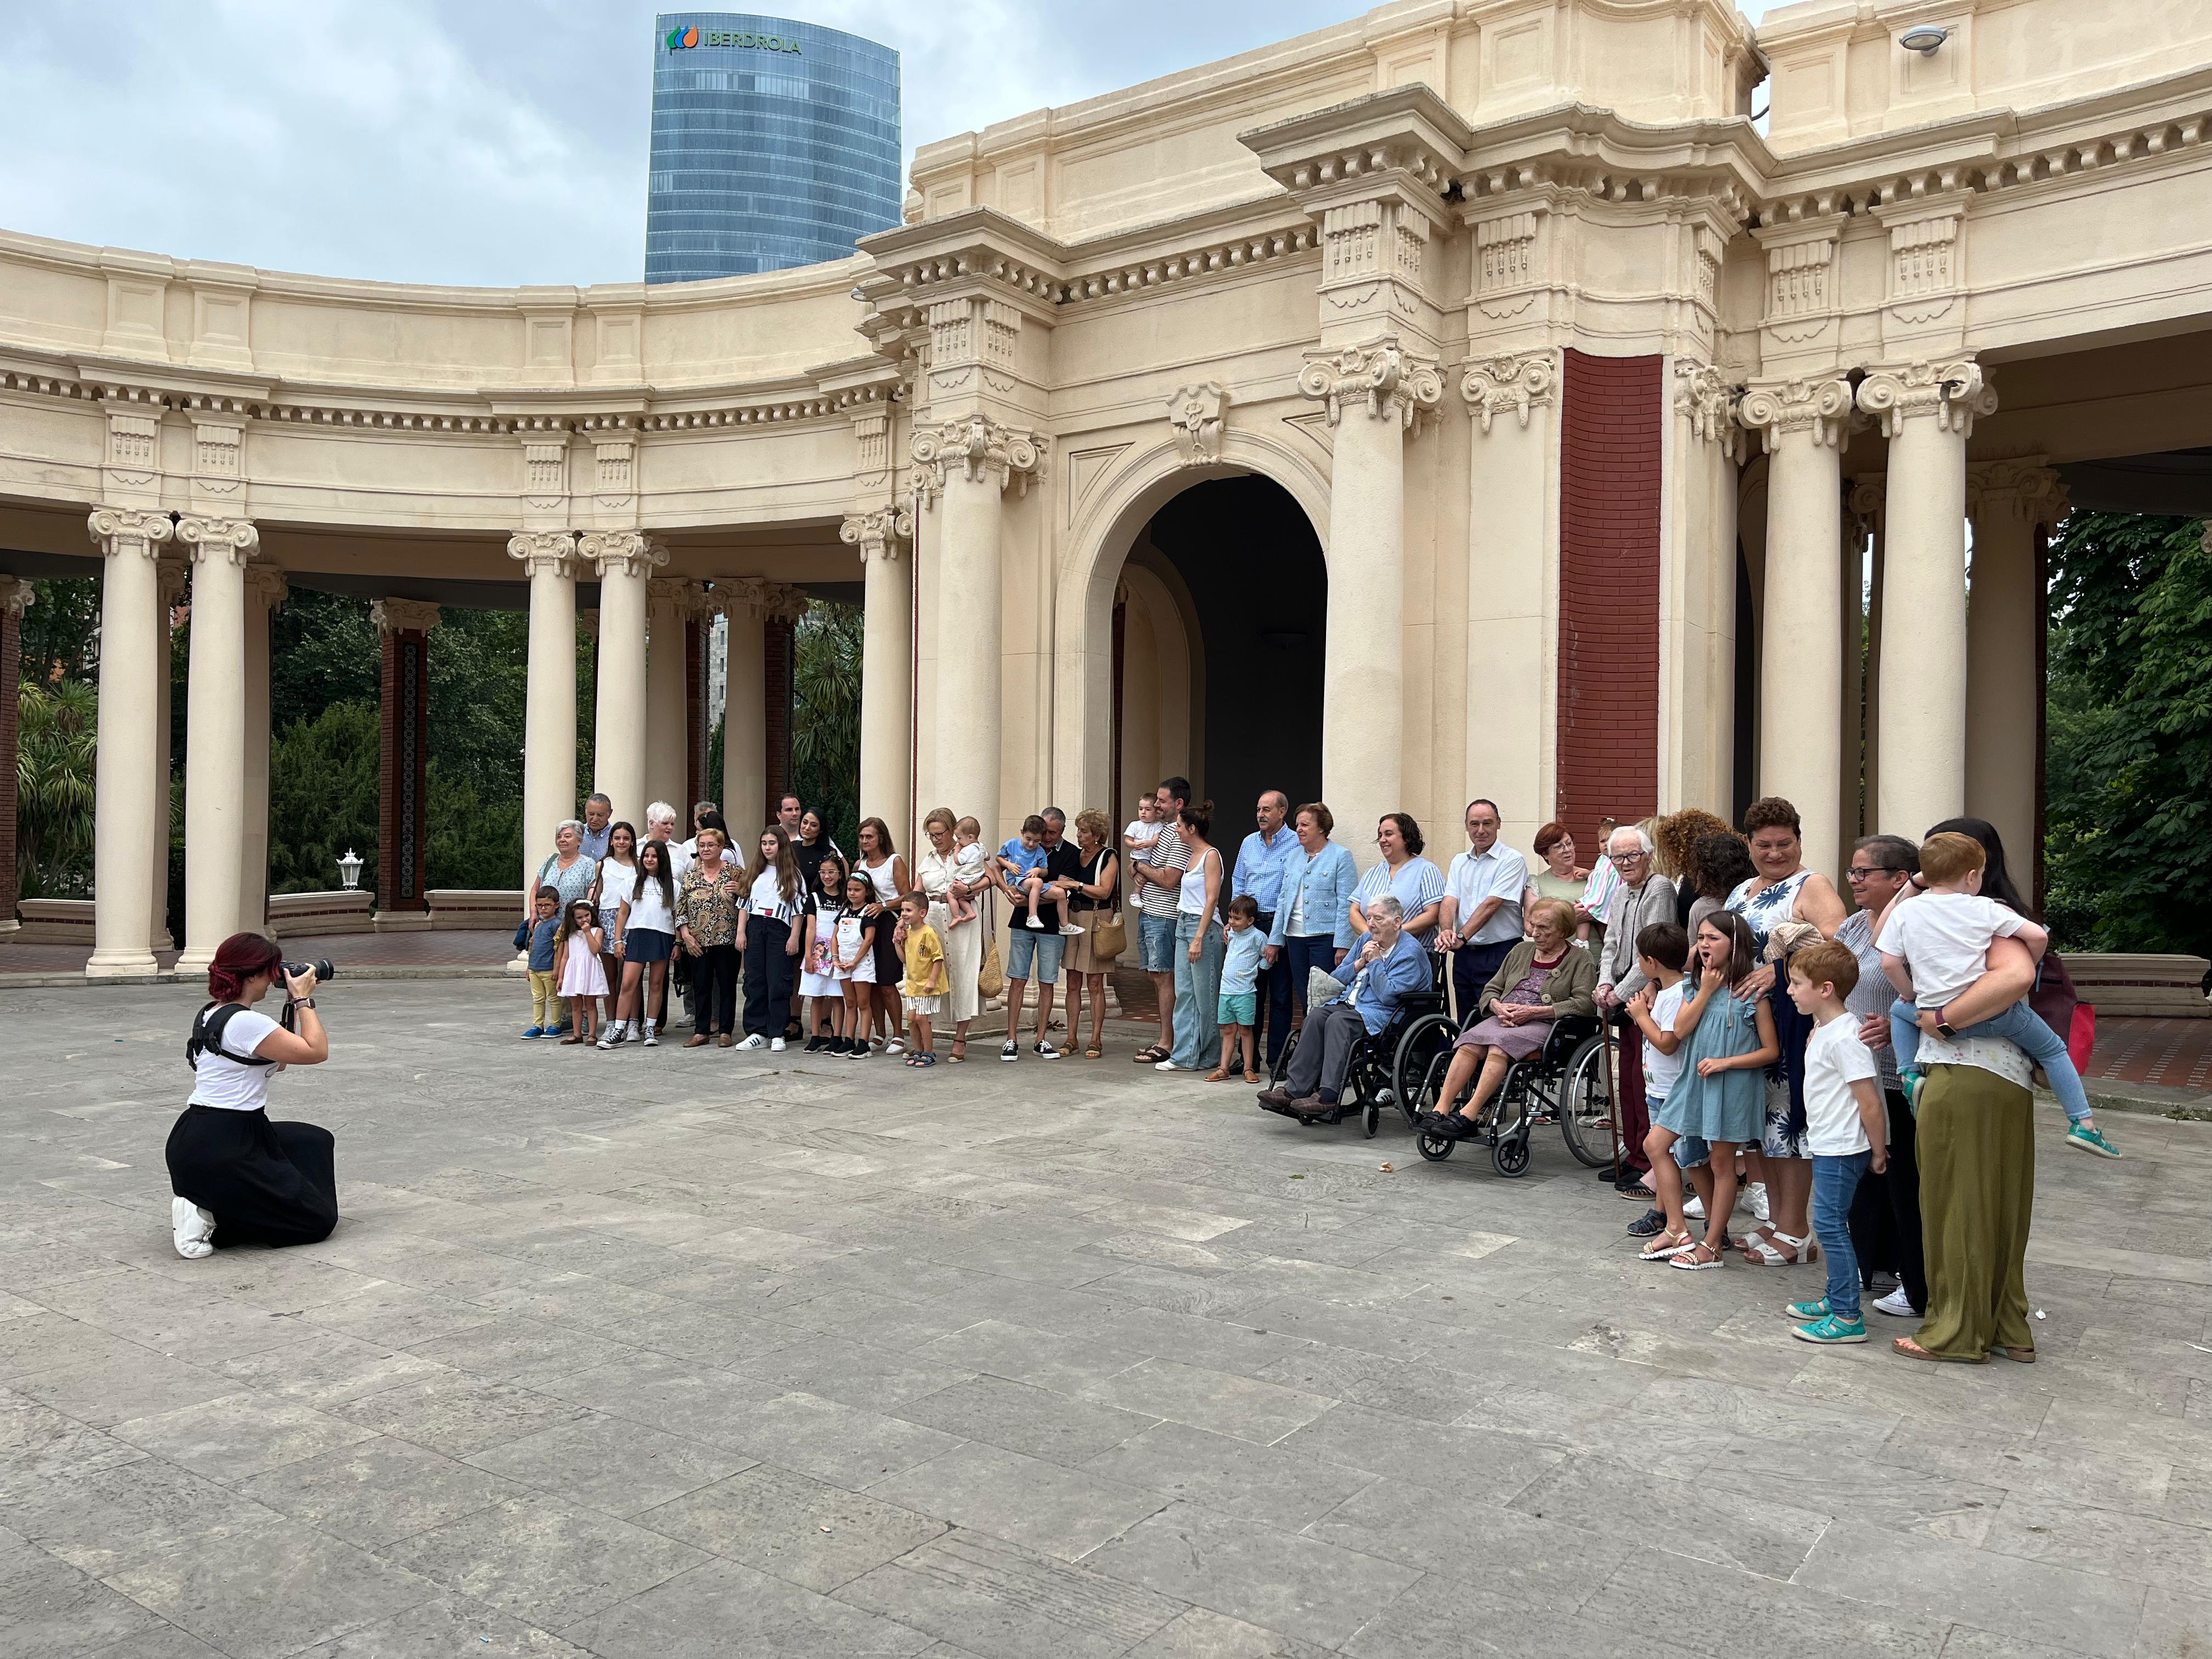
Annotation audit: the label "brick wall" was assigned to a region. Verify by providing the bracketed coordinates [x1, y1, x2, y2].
[684, 615, 705, 811]
[1556, 349, 1662, 848]
[376, 628, 431, 909]
[0, 604, 19, 921]
[764, 614, 794, 819]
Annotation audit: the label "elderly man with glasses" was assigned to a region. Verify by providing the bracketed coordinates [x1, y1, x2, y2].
[1838, 834, 1927, 1320]
[1592, 825, 1677, 1205]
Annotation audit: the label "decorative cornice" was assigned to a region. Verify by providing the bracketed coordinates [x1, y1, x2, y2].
[175, 515, 261, 566]
[371, 597, 442, 634]
[86, 507, 174, 557]
[910, 415, 1045, 502]
[506, 529, 577, 577]
[1737, 376, 1853, 452]
[1672, 360, 1741, 454]
[1459, 351, 1558, 435]
[579, 529, 670, 580]
[840, 506, 914, 561]
[1297, 337, 1442, 428]
[1165, 382, 1228, 465]
[1966, 459, 2067, 526]
[1855, 359, 1996, 439]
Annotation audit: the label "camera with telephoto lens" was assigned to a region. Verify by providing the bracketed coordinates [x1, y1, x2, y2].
[284, 960, 336, 984]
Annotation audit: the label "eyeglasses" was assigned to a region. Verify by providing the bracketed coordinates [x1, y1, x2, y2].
[1846, 865, 1905, 880]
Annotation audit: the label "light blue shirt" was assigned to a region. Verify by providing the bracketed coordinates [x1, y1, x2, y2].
[1352, 857, 1447, 942]
[997, 838, 1050, 883]
[1231, 825, 1299, 915]
[1268, 840, 1358, 950]
[1220, 925, 1265, 995]
[1336, 931, 1435, 1035]
[578, 823, 611, 861]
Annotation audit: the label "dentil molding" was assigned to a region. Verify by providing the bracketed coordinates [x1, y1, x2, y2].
[1459, 351, 1557, 435]
[840, 506, 915, 561]
[1857, 360, 1998, 439]
[175, 515, 261, 566]
[910, 415, 1046, 502]
[1737, 377, 1854, 452]
[1298, 336, 1442, 428]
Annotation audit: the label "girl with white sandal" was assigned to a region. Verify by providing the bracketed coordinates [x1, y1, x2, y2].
[1663, 913, 1779, 1271]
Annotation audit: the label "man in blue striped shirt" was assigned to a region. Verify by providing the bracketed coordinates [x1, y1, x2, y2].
[1231, 791, 1299, 1062]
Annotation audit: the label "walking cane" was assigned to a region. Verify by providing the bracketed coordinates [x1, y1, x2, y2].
[1602, 1008, 1623, 1184]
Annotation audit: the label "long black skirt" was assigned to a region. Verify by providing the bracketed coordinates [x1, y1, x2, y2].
[166, 1105, 338, 1249]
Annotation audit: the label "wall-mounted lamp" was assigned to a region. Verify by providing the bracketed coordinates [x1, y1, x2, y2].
[1899, 24, 1950, 54]
[337, 849, 363, 891]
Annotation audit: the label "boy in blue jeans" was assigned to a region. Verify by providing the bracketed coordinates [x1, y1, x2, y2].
[1877, 830, 2114, 1158]
[1786, 941, 1887, 1344]
[513, 890, 565, 1037]
[996, 815, 1053, 930]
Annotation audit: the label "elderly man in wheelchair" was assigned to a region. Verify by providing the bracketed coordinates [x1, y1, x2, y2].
[1256, 894, 1432, 1125]
[1418, 896, 1598, 1138]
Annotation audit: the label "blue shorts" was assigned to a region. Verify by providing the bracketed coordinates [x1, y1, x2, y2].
[1138, 913, 1177, 973]
[1006, 926, 1063, 985]
[1218, 992, 1257, 1026]
[1671, 1132, 1711, 1170]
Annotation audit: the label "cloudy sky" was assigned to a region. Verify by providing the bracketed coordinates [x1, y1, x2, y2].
[0, 0, 1772, 289]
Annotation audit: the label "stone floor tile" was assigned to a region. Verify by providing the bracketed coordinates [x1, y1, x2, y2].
[1271, 1402, 1564, 1503]
[1576, 1542, 1953, 1659]
[109, 1391, 379, 1482]
[1340, 1575, 1712, 1659]
[1507, 1453, 1830, 1579]
[567, 1556, 938, 1658]
[463, 1413, 753, 1517]
[868, 1440, 1167, 1561]
[710, 1390, 967, 1489]
[10, 1351, 240, 1429]
[403, 1316, 639, 1389]
[636, 1463, 947, 1592]
[1978, 1490, 2212, 1595]
[2, 1455, 287, 1576]
[1303, 1474, 1633, 1605]
[914, 1318, 1148, 1395]
[379, 1494, 712, 1628]
[1092, 1306, 1307, 1378]
[737, 1333, 977, 1409]
[81, 1626, 233, 1658]
[0, 1312, 152, 1383]
[293, 1592, 596, 1656]
[1125, 1605, 1333, 1659]
[330, 1374, 591, 1457]
[101, 1525, 441, 1659]
[1081, 1420, 1375, 1532]
[1082, 1502, 1421, 1649]
[235, 1436, 531, 1549]
[211, 1331, 453, 1407]
[1081, 1357, 1333, 1444]
[0, 1392, 148, 1496]
[0, 1528, 171, 1658]
[894, 1374, 1160, 1464]
[2136, 1586, 2212, 1659]
[1702, 1432, 2007, 1544]
[298, 1282, 503, 1350]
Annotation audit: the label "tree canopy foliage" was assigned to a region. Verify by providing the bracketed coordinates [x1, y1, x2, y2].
[2043, 512, 2212, 958]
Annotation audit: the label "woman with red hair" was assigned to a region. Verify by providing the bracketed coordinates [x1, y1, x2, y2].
[165, 932, 336, 1259]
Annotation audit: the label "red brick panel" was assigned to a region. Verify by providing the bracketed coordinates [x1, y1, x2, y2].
[0, 604, 20, 921]
[764, 615, 793, 820]
[376, 629, 431, 910]
[1556, 349, 1661, 850]
[684, 615, 706, 811]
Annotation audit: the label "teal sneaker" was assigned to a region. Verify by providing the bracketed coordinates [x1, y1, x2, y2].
[1784, 1298, 1830, 1322]
[1899, 1069, 1923, 1109]
[2065, 1122, 2121, 1159]
[1791, 1313, 1868, 1346]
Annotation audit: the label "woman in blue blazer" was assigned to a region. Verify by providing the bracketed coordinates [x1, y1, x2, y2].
[1265, 803, 1357, 1065]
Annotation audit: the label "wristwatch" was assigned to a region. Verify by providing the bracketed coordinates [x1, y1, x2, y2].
[1933, 1003, 1956, 1040]
[295, 998, 316, 1010]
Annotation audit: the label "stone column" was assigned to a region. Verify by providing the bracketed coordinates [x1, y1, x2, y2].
[720, 579, 768, 838]
[371, 599, 441, 923]
[584, 532, 664, 830]
[1299, 338, 1441, 866]
[150, 556, 186, 951]
[0, 577, 28, 936]
[1849, 477, 1887, 846]
[87, 510, 172, 977]
[241, 565, 286, 932]
[176, 516, 259, 970]
[1859, 359, 1995, 840]
[509, 532, 578, 890]
[1739, 377, 1853, 878]
[913, 416, 1042, 845]
[1966, 459, 2064, 869]
[842, 507, 915, 836]
[645, 576, 696, 816]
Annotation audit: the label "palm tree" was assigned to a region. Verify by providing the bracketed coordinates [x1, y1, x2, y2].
[16, 676, 98, 899]
[790, 603, 862, 853]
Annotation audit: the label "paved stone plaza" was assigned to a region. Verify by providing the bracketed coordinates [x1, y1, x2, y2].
[4, 979, 2210, 1658]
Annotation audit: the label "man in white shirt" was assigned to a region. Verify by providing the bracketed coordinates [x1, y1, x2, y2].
[1436, 799, 1533, 1012]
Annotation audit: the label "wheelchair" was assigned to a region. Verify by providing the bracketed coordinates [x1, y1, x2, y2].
[1267, 952, 1454, 1139]
[1405, 1012, 1613, 1176]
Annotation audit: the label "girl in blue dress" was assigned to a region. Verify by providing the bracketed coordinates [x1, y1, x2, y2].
[1662, 911, 1779, 1271]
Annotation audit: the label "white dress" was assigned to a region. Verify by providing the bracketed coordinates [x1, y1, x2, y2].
[916, 845, 983, 1025]
[799, 902, 845, 997]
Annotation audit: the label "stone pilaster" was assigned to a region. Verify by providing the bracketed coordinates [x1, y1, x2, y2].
[175, 515, 259, 969]
[87, 509, 173, 978]
[509, 531, 578, 900]
[842, 506, 915, 837]
[371, 598, 442, 924]
[582, 530, 667, 828]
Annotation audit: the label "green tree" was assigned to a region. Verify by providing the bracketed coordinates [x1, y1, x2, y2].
[426, 758, 523, 890]
[791, 602, 862, 854]
[21, 577, 101, 685]
[266, 701, 381, 896]
[15, 677, 99, 899]
[2043, 512, 2212, 957]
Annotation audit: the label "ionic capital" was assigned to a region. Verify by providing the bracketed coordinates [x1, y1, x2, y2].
[87, 506, 176, 558]
[0, 574, 33, 623]
[840, 506, 913, 561]
[156, 556, 190, 607]
[1965, 459, 2067, 527]
[579, 529, 668, 580]
[910, 416, 1045, 504]
[507, 530, 578, 577]
[245, 565, 291, 612]
[176, 515, 261, 566]
[371, 597, 442, 635]
[1459, 350, 1558, 436]
[1737, 376, 1853, 453]
[1855, 359, 1996, 439]
[1300, 336, 1442, 429]
[1672, 360, 1742, 455]
[763, 581, 809, 623]
[713, 577, 770, 621]
[1847, 475, 1886, 537]
[647, 576, 704, 612]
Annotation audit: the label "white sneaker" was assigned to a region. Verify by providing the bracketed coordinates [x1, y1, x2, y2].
[1026, 915, 1045, 929]
[1154, 1058, 1184, 1071]
[1744, 1182, 1769, 1221]
[1684, 1196, 1706, 1220]
[642, 1028, 659, 1048]
[171, 1196, 215, 1260]
[770, 1036, 786, 1052]
[885, 1037, 906, 1054]
[1060, 924, 1085, 936]
[737, 1034, 767, 1051]
[1873, 1287, 1916, 1318]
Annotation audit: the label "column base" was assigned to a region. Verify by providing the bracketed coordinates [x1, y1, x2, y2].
[174, 946, 216, 974]
[0, 918, 18, 939]
[371, 911, 435, 933]
[86, 949, 161, 979]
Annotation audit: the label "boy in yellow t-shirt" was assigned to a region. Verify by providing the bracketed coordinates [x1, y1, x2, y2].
[899, 891, 946, 1068]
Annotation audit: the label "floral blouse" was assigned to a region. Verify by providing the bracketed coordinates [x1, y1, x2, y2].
[676, 863, 740, 948]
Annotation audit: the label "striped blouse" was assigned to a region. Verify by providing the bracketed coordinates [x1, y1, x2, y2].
[1351, 856, 1446, 942]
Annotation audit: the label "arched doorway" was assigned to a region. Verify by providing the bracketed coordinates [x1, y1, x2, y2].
[1113, 475, 1327, 823]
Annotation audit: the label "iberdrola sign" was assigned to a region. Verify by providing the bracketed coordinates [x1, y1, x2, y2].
[665, 25, 802, 53]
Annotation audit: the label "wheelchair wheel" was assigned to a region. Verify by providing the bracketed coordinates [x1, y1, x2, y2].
[1558, 1035, 1616, 1169]
[1390, 1014, 1457, 1133]
[1363, 1100, 1381, 1138]
[1492, 1127, 1534, 1177]
[1271, 1026, 1300, 1086]
[1417, 1130, 1456, 1161]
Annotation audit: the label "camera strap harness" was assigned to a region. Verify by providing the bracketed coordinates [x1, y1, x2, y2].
[185, 1001, 276, 1073]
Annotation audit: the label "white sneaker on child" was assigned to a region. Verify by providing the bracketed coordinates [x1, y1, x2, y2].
[1742, 1182, 1769, 1221]
[1873, 1287, 1916, 1318]
[1684, 1196, 1705, 1220]
[1060, 924, 1085, 936]
[171, 1196, 216, 1260]
[1025, 915, 1045, 929]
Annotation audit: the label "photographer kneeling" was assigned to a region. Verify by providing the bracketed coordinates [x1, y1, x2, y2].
[167, 932, 336, 1260]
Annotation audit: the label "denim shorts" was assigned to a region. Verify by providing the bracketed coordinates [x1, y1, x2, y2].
[1672, 1132, 1712, 1170]
[1138, 912, 1177, 973]
[1006, 926, 1064, 985]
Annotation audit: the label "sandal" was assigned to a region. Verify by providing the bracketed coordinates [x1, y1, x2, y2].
[1244, 1069, 1261, 1084]
[1892, 1336, 1987, 1364]
[1132, 1046, 1169, 1064]
[1670, 1240, 1725, 1271]
[1085, 1044, 1103, 1059]
[1639, 1229, 1695, 1261]
[1995, 1346, 2037, 1363]
[1205, 1068, 1231, 1082]
[949, 1039, 967, 1063]
[1740, 1230, 1819, 1266]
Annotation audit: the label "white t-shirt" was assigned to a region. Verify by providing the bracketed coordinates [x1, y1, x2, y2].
[187, 1008, 282, 1113]
[1642, 981, 1688, 1103]
[749, 870, 799, 922]
[1876, 891, 2028, 1007]
[597, 860, 637, 913]
[1803, 1013, 1882, 1155]
[1125, 820, 1161, 854]
[625, 876, 675, 934]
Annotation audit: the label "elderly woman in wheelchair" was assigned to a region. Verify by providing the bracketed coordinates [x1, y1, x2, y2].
[1419, 898, 1596, 1137]
[1256, 894, 1432, 1124]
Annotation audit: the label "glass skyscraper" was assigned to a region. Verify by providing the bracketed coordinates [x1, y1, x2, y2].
[646, 14, 902, 283]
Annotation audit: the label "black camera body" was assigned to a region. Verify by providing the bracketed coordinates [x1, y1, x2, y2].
[285, 960, 337, 984]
